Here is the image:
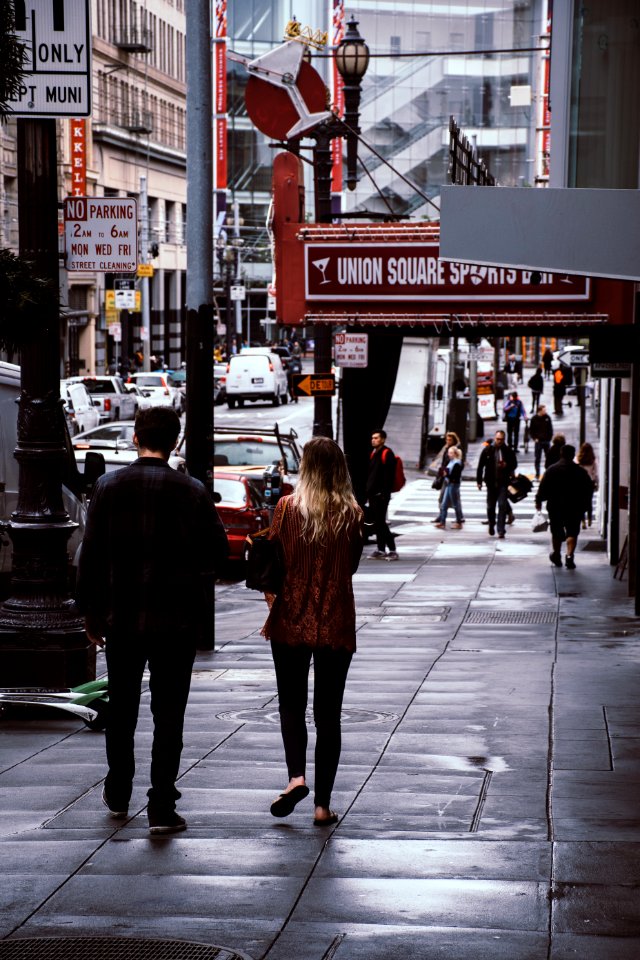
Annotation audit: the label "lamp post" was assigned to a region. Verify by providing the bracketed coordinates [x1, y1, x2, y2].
[311, 17, 369, 438]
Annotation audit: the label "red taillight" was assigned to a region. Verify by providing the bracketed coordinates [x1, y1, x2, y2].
[104, 398, 111, 411]
[75, 442, 91, 449]
[269, 362, 274, 371]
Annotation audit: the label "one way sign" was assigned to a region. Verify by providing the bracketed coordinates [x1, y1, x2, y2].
[9, 0, 92, 117]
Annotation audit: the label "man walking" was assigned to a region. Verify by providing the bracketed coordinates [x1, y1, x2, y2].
[366, 429, 398, 560]
[476, 430, 517, 538]
[529, 404, 554, 479]
[535, 444, 593, 569]
[76, 407, 228, 834]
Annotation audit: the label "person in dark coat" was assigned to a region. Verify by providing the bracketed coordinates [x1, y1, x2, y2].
[476, 430, 518, 538]
[536, 444, 593, 569]
[76, 407, 228, 835]
[529, 404, 554, 479]
[527, 365, 544, 413]
[365, 429, 398, 560]
[545, 433, 566, 470]
[542, 346, 554, 379]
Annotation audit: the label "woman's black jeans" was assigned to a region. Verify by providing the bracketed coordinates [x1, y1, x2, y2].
[270, 640, 353, 809]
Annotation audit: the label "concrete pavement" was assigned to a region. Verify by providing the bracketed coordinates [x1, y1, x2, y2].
[2, 382, 640, 958]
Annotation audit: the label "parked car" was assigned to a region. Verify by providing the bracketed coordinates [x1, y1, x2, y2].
[213, 469, 270, 562]
[214, 363, 227, 405]
[213, 426, 301, 492]
[225, 351, 288, 408]
[64, 375, 138, 422]
[72, 421, 185, 473]
[127, 372, 183, 412]
[60, 380, 101, 436]
[125, 383, 153, 410]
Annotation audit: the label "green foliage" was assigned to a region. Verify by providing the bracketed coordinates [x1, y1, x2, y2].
[0, 248, 58, 352]
[0, 1, 28, 123]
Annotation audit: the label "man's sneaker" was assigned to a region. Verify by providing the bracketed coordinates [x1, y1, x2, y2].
[148, 809, 187, 835]
[549, 552, 562, 567]
[451, 523, 463, 529]
[386, 551, 399, 561]
[565, 555, 576, 570]
[102, 786, 128, 819]
[368, 550, 386, 559]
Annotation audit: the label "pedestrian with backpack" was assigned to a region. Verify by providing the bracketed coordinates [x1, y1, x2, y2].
[366, 429, 399, 560]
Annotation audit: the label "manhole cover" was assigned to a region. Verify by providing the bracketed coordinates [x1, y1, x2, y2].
[464, 611, 557, 624]
[217, 707, 398, 725]
[0, 940, 251, 960]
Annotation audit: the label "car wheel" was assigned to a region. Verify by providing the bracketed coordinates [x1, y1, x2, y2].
[227, 398, 236, 409]
[271, 393, 279, 407]
[238, 398, 245, 408]
[281, 391, 288, 405]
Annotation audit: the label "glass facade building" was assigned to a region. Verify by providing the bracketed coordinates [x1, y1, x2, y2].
[224, 0, 547, 338]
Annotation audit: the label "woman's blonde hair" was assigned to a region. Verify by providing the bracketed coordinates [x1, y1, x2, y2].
[292, 437, 360, 542]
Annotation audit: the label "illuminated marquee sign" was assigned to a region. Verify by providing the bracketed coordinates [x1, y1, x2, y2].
[304, 244, 590, 302]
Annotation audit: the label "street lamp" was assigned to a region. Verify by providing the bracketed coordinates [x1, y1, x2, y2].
[311, 19, 369, 437]
[335, 17, 370, 191]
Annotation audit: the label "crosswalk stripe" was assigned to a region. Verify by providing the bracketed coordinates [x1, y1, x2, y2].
[388, 478, 538, 526]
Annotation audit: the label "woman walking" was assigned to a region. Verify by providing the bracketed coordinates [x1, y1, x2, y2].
[430, 431, 463, 521]
[435, 446, 464, 529]
[577, 441, 599, 527]
[263, 438, 363, 826]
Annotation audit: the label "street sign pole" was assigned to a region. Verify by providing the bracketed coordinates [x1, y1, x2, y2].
[0, 119, 91, 686]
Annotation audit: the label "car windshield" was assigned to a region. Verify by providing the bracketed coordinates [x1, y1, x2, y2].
[214, 478, 247, 506]
[214, 440, 297, 472]
[80, 379, 120, 394]
[135, 376, 164, 387]
[82, 425, 134, 443]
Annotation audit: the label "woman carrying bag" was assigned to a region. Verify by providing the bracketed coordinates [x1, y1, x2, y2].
[262, 437, 363, 826]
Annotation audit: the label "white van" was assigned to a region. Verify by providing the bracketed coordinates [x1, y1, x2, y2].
[225, 350, 289, 408]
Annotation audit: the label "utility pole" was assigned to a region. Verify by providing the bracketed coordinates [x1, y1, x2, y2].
[0, 119, 91, 686]
[140, 175, 151, 372]
[233, 200, 244, 346]
[185, 0, 214, 487]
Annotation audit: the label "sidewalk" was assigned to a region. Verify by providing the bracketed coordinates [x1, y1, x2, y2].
[1, 461, 639, 959]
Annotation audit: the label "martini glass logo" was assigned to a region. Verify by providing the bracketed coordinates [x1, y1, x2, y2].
[312, 257, 331, 284]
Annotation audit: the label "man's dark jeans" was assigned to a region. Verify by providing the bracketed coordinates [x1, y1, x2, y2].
[104, 631, 195, 810]
[486, 485, 510, 536]
[534, 440, 550, 476]
[369, 493, 396, 552]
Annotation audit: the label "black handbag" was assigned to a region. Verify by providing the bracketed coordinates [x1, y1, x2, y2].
[245, 500, 287, 593]
[507, 474, 533, 503]
[431, 475, 444, 490]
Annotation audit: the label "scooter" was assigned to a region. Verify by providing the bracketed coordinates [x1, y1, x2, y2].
[0, 677, 109, 731]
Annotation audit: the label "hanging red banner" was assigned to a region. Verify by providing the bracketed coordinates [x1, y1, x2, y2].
[331, 0, 345, 194]
[215, 0, 227, 191]
[69, 118, 86, 197]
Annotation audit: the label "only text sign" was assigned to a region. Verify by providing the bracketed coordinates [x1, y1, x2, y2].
[10, 0, 92, 117]
[64, 197, 138, 272]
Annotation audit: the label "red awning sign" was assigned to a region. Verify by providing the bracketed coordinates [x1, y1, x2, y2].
[305, 243, 590, 302]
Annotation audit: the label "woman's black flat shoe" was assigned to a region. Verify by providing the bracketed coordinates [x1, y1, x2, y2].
[270, 784, 309, 818]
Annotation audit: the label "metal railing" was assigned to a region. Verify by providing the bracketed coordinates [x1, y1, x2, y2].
[448, 116, 496, 185]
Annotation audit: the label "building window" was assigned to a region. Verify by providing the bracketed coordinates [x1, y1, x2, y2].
[390, 36, 401, 58]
